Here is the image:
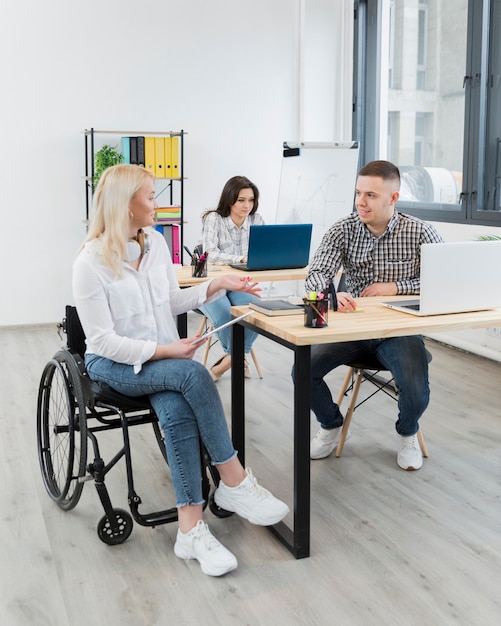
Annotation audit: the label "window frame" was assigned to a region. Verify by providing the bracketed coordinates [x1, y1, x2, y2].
[352, 0, 500, 227]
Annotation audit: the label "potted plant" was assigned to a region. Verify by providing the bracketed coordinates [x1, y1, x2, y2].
[93, 144, 123, 189]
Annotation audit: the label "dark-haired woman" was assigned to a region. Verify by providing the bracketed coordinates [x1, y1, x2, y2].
[200, 176, 264, 380]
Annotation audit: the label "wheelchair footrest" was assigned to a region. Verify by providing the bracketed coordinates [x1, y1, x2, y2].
[130, 506, 179, 527]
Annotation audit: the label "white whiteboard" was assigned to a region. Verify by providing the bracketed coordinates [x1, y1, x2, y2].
[276, 141, 359, 259]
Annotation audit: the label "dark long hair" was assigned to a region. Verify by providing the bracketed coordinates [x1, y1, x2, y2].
[203, 175, 260, 221]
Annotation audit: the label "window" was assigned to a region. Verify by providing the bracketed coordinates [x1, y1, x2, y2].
[416, 1, 428, 90]
[353, 0, 501, 226]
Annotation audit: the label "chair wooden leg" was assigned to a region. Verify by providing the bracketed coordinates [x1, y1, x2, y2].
[249, 348, 263, 378]
[336, 368, 364, 457]
[196, 316, 206, 337]
[336, 367, 354, 408]
[417, 428, 429, 458]
[197, 316, 212, 367]
[202, 339, 212, 367]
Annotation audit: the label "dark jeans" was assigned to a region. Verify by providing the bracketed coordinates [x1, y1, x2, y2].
[297, 335, 430, 436]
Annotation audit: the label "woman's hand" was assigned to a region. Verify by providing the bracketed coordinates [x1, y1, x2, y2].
[152, 337, 208, 361]
[208, 274, 262, 297]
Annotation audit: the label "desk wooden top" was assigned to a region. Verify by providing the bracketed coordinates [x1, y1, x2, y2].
[231, 297, 501, 346]
[175, 264, 308, 287]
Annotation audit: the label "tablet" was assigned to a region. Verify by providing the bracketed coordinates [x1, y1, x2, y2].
[191, 310, 254, 345]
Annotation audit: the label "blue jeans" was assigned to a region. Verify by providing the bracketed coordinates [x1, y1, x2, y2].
[300, 336, 430, 436]
[85, 354, 237, 508]
[199, 291, 260, 354]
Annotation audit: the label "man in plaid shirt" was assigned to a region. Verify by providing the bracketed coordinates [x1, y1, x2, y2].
[304, 160, 443, 470]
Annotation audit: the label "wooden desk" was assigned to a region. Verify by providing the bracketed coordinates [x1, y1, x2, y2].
[230, 297, 501, 559]
[175, 264, 308, 287]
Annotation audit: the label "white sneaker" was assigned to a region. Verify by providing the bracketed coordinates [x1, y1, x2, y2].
[397, 434, 423, 470]
[214, 468, 289, 525]
[174, 520, 237, 576]
[310, 426, 351, 459]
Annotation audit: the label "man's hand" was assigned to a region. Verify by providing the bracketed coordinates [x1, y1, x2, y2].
[336, 291, 358, 312]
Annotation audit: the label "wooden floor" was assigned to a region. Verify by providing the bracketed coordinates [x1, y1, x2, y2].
[1, 313, 501, 626]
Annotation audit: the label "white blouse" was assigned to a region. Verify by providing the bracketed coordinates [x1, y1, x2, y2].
[72, 229, 224, 372]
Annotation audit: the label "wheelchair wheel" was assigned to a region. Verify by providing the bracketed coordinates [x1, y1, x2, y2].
[97, 508, 133, 545]
[37, 349, 88, 511]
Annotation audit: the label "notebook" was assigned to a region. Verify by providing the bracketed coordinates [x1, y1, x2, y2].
[249, 299, 304, 316]
[381, 240, 501, 316]
[230, 223, 313, 271]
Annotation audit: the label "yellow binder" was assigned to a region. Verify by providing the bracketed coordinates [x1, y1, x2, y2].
[170, 136, 180, 178]
[144, 136, 155, 173]
[154, 136, 166, 178]
[164, 137, 172, 178]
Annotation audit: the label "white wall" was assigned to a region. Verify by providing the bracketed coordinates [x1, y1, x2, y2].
[0, 0, 354, 326]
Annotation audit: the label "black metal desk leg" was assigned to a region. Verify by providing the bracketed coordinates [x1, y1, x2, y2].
[268, 344, 311, 559]
[177, 312, 188, 338]
[292, 345, 311, 557]
[231, 322, 245, 466]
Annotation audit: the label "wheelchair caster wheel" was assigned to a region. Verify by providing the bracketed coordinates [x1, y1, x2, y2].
[97, 508, 133, 545]
[209, 493, 234, 518]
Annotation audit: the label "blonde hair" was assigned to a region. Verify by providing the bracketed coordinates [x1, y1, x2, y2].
[84, 164, 155, 275]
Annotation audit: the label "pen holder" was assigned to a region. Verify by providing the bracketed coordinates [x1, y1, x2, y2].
[303, 298, 328, 328]
[191, 256, 208, 278]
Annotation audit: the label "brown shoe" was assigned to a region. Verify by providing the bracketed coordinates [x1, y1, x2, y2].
[210, 354, 231, 381]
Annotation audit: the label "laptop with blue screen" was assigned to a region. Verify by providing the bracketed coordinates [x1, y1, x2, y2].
[230, 223, 313, 271]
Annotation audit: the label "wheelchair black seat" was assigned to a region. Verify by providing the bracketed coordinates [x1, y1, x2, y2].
[61, 304, 152, 411]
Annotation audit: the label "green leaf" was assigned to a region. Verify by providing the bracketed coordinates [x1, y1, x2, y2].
[94, 144, 124, 188]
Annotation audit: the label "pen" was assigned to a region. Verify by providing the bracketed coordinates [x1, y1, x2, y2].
[184, 245, 194, 260]
[309, 302, 328, 325]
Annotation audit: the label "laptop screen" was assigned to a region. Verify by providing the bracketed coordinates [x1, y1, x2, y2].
[245, 224, 313, 270]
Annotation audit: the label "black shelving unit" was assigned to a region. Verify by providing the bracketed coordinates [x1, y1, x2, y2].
[83, 128, 186, 262]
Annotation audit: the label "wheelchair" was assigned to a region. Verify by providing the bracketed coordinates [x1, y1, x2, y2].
[36, 306, 231, 545]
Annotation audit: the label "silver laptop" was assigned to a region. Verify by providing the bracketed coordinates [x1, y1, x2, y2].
[381, 240, 501, 316]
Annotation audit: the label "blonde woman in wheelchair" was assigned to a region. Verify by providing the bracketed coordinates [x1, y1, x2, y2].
[73, 164, 288, 576]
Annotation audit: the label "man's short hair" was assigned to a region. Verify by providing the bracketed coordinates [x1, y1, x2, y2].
[358, 160, 400, 188]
